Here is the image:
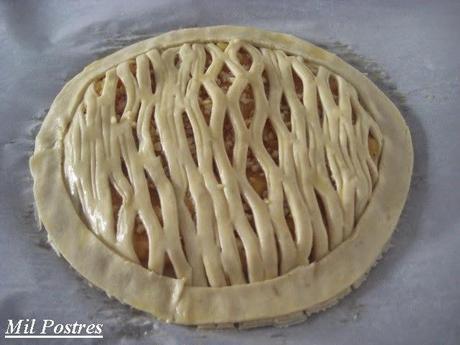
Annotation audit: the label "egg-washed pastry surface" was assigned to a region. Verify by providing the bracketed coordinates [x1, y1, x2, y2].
[30, 26, 412, 326]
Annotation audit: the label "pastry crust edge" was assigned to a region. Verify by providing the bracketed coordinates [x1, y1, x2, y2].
[30, 25, 413, 325]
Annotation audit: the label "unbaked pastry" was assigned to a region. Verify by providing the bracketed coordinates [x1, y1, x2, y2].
[30, 26, 413, 326]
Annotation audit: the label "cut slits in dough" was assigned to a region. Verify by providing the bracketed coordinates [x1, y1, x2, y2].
[62, 38, 385, 288]
[216, 63, 234, 93]
[34, 27, 412, 327]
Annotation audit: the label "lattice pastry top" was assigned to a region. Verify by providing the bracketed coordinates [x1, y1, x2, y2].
[30, 26, 413, 326]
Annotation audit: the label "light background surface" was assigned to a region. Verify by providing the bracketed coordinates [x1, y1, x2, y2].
[0, 1, 459, 344]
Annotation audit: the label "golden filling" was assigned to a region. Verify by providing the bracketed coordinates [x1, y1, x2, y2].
[90, 45, 380, 277]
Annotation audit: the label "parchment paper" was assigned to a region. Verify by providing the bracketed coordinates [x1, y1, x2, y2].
[1, 1, 459, 344]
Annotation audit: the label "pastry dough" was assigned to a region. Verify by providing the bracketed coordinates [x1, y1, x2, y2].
[30, 26, 413, 326]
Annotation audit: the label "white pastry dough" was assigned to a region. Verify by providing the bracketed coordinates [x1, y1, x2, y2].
[30, 26, 412, 326]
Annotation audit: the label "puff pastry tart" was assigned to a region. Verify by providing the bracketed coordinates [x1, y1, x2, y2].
[30, 26, 413, 326]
